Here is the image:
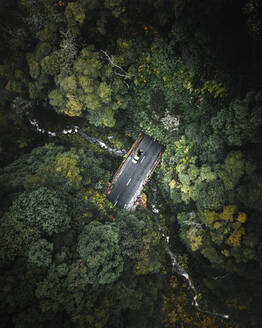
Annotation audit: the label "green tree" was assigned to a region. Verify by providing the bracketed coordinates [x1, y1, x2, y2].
[10, 187, 70, 236]
[0, 213, 40, 263]
[211, 91, 262, 146]
[116, 210, 145, 260]
[35, 260, 89, 314]
[77, 220, 124, 284]
[47, 47, 129, 126]
[27, 239, 53, 268]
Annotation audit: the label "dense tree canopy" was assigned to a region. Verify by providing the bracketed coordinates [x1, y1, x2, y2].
[1, 0, 262, 327]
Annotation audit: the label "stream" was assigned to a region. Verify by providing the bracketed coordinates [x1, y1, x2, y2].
[28, 117, 230, 320]
[150, 180, 229, 320]
[28, 118, 127, 157]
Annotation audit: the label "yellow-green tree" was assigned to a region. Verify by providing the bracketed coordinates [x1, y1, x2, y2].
[48, 47, 129, 126]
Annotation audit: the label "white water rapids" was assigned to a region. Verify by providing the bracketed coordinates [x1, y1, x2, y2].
[150, 180, 229, 320]
[28, 118, 127, 157]
[28, 117, 230, 320]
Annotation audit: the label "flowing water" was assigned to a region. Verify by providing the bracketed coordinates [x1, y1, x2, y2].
[150, 180, 229, 320]
[28, 118, 127, 157]
[29, 117, 230, 320]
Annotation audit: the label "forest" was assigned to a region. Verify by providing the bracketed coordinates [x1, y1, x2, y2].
[0, 0, 262, 327]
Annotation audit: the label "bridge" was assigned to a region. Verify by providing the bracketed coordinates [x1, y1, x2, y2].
[106, 134, 164, 210]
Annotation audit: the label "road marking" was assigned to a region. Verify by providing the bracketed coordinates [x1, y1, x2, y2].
[140, 156, 145, 163]
[126, 178, 132, 186]
[114, 200, 118, 206]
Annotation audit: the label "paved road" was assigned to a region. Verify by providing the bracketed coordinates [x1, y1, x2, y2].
[106, 135, 163, 209]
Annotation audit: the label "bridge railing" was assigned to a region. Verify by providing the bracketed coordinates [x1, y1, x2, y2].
[105, 133, 144, 195]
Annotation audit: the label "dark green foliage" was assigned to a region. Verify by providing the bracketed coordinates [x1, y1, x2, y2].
[77, 221, 124, 285]
[10, 187, 70, 236]
[0, 139, 163, 327]
[212, 91, 262, 146]
[0, 213, 40, 263]
[27, 239, 53, 268]
[35, 261, 89, 315]
[116, 211, 145, 260]
[193, 180, 226, 211]
[1, 0, 262, 327]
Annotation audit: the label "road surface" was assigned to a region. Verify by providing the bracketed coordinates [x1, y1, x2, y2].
[106, 135, 163, 209]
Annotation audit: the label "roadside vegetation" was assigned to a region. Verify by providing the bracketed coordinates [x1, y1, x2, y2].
[1, 0, 262, 327]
